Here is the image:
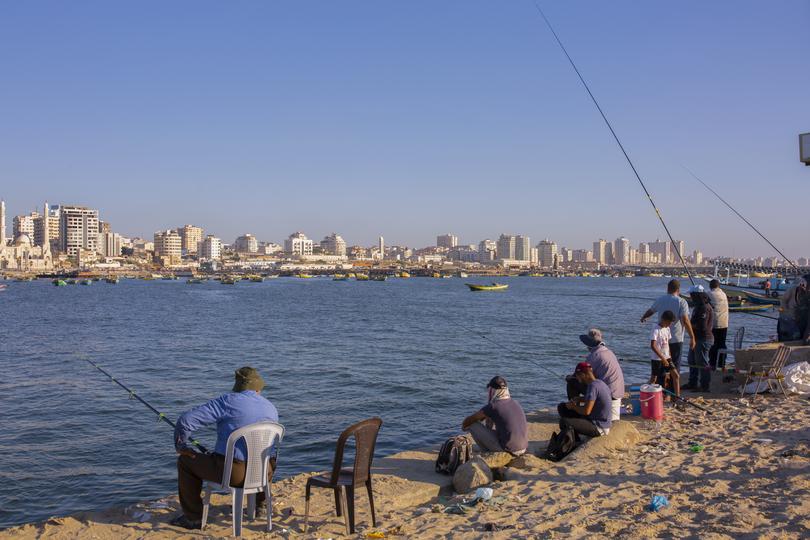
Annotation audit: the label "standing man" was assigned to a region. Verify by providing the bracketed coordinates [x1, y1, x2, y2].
[686, 285, 714, 392]
[568, 328, 625, 421]
[557, 362, 613, 439]
[708, 279, 729, 370]
[641, 279, 696, 391]
[171, 367, 279, 530]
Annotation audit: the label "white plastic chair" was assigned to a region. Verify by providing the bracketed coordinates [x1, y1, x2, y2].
[201, 421, 285, 537]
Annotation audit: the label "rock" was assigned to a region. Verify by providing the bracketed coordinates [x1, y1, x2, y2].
[478, 452, 515, 469]
[566, 420, 642, 461]
[509, 453, 547, 470]
[452, 457, 493, 494]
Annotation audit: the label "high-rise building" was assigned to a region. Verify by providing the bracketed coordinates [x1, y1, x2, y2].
[478, 239, 497, 262]
[592, 239, 607, 264]
[59, 206, 99, 257]
[537, 239, 558, 268]
[320, 233, 347, 256]
[614, 236, 630, 265]
[672, 240, 686, 263]
[649, 240, 671, 265]
[572, 249, 594, 263]
[178, 225, 204, 255]
[514, 235, 531, 261]
[198, 235, 222, 261]
[0, 199, 5, 245]
[153, 229, 182, 265]
[496, 234, 516, 260]
[378, 236, 385, 259]
[13, 212, 38, 241]
[284, 232, 313, 256]
[234, 233, 258, 253]
[436, 234, 458, 249]
[692, 250, 703, 265]
[97, 232, 122, 258]
[638, 242, 651, 264]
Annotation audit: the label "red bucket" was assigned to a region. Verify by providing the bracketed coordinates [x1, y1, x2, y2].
[640, 384, 664, 421]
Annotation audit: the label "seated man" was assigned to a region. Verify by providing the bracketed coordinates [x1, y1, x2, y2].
[170, 367, 279, 530]
[558, 362, 612, 439]
[567, 328, 625, 421]
[461, 376, 528, 456]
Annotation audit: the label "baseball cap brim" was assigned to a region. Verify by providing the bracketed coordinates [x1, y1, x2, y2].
[579, 334, 600, 348]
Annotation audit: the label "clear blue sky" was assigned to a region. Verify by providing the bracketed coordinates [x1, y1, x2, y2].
[1, 1, 808, 258]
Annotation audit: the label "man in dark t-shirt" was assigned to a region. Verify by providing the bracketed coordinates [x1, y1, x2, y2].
[462, 376, 528, 456]
[557, 362, 612, 439]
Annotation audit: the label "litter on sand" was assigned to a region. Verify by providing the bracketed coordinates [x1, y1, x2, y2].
[646, 495, 669, 512]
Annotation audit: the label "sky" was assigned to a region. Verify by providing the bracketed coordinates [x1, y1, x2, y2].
[1, 1, 808, 258]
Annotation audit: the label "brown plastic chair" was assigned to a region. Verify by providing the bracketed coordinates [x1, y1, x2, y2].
[303, 417, 383, 535]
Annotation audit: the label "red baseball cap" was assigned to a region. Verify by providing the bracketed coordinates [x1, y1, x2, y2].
[574, 362, 592, 374]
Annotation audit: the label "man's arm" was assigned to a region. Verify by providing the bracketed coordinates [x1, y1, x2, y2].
[462, 410, 487, 430]
[174, 397, 225, 454]
[640, 308, 656, 323]
[566, 399, 595, 416]
[681, 314, 696, 349]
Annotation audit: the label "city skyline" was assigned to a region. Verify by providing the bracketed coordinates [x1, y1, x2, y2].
[1, 2, 808, 257]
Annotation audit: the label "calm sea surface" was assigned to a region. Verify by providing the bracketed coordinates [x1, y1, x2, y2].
[0, 276, 773, 528]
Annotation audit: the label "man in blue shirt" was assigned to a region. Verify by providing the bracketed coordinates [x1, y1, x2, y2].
[557, 362, 612, 440]
[170, 367, 279, 530]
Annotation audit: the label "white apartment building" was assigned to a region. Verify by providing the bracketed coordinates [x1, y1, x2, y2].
[284, 231, 313, 256]
[320, 233, 347, 257]
[649, 240, 671, 265]
[436, 233, 458, 249]
[614, 236, 631, 265]
[154, 229, 182, 265]
[234, 233, 259, 253]
[13, 213, 37, 241]
[538, 239, 558, 268]
[60, 206, 99, 257]
[514, 235, 531, 262]
[198, 235, 223, 261]
[593, 239, 608, 265]
[496, 234, 516, 260]
[97, 232, 122, 258]
[478, 239, 497, 263]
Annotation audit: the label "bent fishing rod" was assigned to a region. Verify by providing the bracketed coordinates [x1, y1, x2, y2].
[82, 356, 209, 453]
[531, 2, 694, 286]
[683, 166, 801, 273]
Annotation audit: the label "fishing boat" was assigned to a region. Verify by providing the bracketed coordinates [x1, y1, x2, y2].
[333, 274, 348, 281]
[457, 271, 469, 278]
[716, 284, 780, 306]
[370, 274, 387, 281]
[14, 276, 34, 282]
[466, 283, 509, 292]
[266, 274, 280, 279]
[432, 272, 442, 278]
[249, 275, 264, 282]
[66, 278, 78, 285]
[52, 279, 67, 286]
[80, 279, 93, 285]
[355, 274, 369, 281]
[295, 273, 314, 279]
[399, 271, 411, 278]
[0, 284, 7, 292]
[186, 277, 204, 284]
[161, 274, 178, 280]
[221, 276, 237, 285]
[105, 276, 119, 284]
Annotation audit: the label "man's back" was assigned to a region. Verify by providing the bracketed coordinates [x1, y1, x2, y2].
[587, 345, 625, 400]
[709, 289, 729, 329]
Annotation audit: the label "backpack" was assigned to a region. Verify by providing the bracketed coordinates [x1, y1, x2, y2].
[435, 435, 473, 475]
[543, 426, 578, 462]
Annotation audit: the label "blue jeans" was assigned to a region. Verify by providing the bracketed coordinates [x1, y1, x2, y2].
[687, 340, 713, 390]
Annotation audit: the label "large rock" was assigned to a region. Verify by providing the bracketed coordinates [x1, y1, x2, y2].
[452, 457, 492, 494]
[509, 453, 547, 471]
[566, 420, 641, 461]
[478, 452, 515, 469]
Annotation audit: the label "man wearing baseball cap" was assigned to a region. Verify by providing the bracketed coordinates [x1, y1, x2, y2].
[170, 367, 279, 530]
[462, 375, 528, 456]
[571, 328, 625, 421]
[557, 362, 613, 439]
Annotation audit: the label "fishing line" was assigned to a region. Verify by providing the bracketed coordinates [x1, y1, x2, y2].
[449, 319, 565, 380]
[683, 166, 801, 273]
[81, 355, 209, 453]
[530, 1, 694, 285]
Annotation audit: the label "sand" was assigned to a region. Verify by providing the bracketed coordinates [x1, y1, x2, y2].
[3, 392, 809, 539]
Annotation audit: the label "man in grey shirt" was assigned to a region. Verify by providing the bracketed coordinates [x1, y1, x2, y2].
[641, 279, 696, 388]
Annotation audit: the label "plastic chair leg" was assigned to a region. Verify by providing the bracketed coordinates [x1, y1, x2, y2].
[339, 486, 350, 536]
[247, 493, 256, 520]
[346, 485, 356, 534]
[334, 488, 342, 516]
[366, 479, 377, 527]
[232, 488, 244, 537]
[264, 483, 273, 532]
[201, 487, 212, 530]
[303, 482, 311, 533]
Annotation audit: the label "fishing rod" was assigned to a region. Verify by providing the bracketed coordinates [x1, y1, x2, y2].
[530, 2, 694, 285]
[450, 319, 565, 380]
[683, 166, 801, 273]
[661, 387, 713, 415]
[82, 356, 209, 453]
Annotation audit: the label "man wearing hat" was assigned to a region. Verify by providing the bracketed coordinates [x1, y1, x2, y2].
[571, 328, 625, 421]
[170, 367, 279, 530]
[558, 362, 613, 439]
[686, 285, 714, 392]
[462, 376, 528, 456]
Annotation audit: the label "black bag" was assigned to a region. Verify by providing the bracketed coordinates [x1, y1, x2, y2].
[543, 426, 578, 462]
[435, 435, 473, 475]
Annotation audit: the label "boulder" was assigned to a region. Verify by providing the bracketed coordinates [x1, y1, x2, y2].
[566, 420, 642, 461]
[478, 452, 515, 469]
[452, 457, 492, 494]
[509, 453, 547, 471]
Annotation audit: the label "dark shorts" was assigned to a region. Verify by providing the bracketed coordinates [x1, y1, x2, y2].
[651, 360, 676, 382]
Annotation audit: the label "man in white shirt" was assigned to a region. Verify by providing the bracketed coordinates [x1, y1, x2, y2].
[707, 279, 729, 370]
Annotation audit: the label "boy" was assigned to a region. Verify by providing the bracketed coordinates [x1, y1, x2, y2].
[650, 310, 679, 398]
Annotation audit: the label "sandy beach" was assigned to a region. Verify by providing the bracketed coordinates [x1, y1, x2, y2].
[3, 390, 809, 540]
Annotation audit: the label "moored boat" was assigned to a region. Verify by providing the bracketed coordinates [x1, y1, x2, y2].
[53, 279, 67, 287]
[80, 279, 93, 285]
[466, 283, 509, 291]
[186, 278, 204, 284]
[105, 276, 119, 284]
[355, 274, 369, 281]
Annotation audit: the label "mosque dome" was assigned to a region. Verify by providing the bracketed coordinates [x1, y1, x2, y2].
[14, 234, 32, 247]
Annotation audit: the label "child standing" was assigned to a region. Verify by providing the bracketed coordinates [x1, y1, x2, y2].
[650, 310, 679, 398]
